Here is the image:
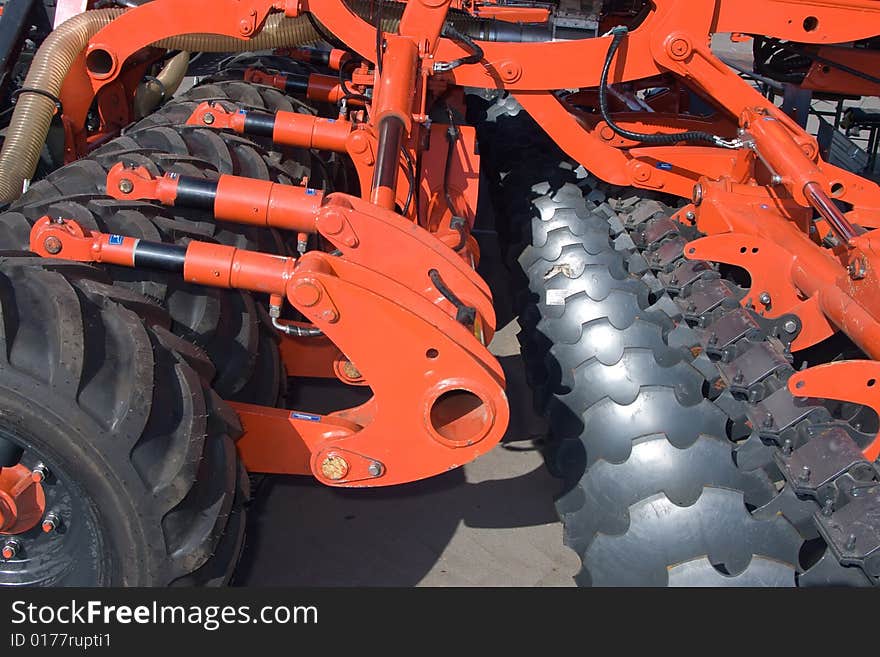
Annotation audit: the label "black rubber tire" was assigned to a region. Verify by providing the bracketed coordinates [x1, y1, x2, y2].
[0, 80, 307, 405]
[0, 256, 243, 586]
[491, 129, 811, 585]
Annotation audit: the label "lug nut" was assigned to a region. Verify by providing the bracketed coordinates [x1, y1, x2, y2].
[203, 112, 215, 125]
[117, 178, 134, 194]
[783, 319, 798, 334]
[2, 538, 20, 560]
[41, 511, 60, 533]
[31, 462, 49, 483]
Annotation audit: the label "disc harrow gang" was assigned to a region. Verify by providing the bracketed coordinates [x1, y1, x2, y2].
[501, 142, 880, 585]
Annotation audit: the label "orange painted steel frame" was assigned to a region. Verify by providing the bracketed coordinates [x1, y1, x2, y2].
[41, 0, 880, 476]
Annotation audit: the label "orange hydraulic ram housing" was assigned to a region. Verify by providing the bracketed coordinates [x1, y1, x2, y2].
[243, 68, 361, 106]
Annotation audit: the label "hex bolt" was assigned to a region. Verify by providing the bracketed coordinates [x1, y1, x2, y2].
[708, 332, 718, 345]
[822, 499, 834, 517]
[367, 461, 383, 477]
[202, 112, 215, 125]
[783, 319, 798, 334]
[31, 462, 49, 483]
[759, 292, 771, 306]
[799, 465, 811, 482]
[685, 211, 696, 222]
[733, 371, 744, 384]
[41, 511, 61, 534]
[782, 439, 793, 455]
[43, 236, 62, 255]
[117, 178, 134, 194]
[763, 413, 774, 428]
[846, 533, 857, 551]
[1, 538, 20, 560]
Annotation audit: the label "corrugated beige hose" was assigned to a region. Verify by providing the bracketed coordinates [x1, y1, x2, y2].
[0, 10, 321, 203]
[133, 50, 190, 120]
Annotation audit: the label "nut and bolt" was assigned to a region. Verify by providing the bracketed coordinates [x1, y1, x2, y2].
[846, 533, 857, 551]
[799, 465, 811, 482]
[783, 319, 798, 334]
[41, 511, 61, 534]
[43, 236, 62, 255]
[822, 499, 834, 517]
[685, 211, 696, 222]
[117, 178, 134, 194]
[367, 461, 383, 477]
[202, 112, 215, 125]
[1, 538, 20, 560]
[759, 292, 772, 306]
[31, 462, 49, 483]
[848, 257, 867, 280]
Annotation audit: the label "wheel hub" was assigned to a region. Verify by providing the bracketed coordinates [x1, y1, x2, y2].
[0, 463, 46, 535]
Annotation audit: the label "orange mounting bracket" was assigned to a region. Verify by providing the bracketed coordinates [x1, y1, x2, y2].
[28, 216, 509, 487]
[684, 233, 835, 351]
[789, 361, 880, 461]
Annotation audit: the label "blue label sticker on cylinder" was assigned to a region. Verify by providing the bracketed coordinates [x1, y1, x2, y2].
[291, 411, 321, 422]
[306, 188, 317, 195]
[108, 234, 124, 245]
[656, 162, 673, 170]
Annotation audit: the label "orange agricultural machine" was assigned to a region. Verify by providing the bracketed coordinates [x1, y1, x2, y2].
[0, 0, 879, 586]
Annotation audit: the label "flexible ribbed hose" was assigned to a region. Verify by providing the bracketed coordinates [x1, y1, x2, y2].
[0, 10, 322, 204]
[133, 50, 190, 120]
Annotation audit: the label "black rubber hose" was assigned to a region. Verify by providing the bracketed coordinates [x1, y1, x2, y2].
[434, 24, 485, 72]
[599, 27, 734, 147]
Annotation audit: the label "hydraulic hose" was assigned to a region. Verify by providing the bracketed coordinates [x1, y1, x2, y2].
[598, 26, 741, 149]
[0, 9, 322, 204]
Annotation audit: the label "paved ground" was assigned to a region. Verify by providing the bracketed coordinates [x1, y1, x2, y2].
[236, 210, 582, 586]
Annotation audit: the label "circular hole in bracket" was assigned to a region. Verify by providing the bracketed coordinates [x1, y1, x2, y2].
[429, 389, 491, 447]
[426, 348, 439, 359]
[803, 16, 819, 31]
[795, 380, 805, 389]
[86, 48, 116, 78]
[830, 182, 845, 198]
[868, 378, 876, 388]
